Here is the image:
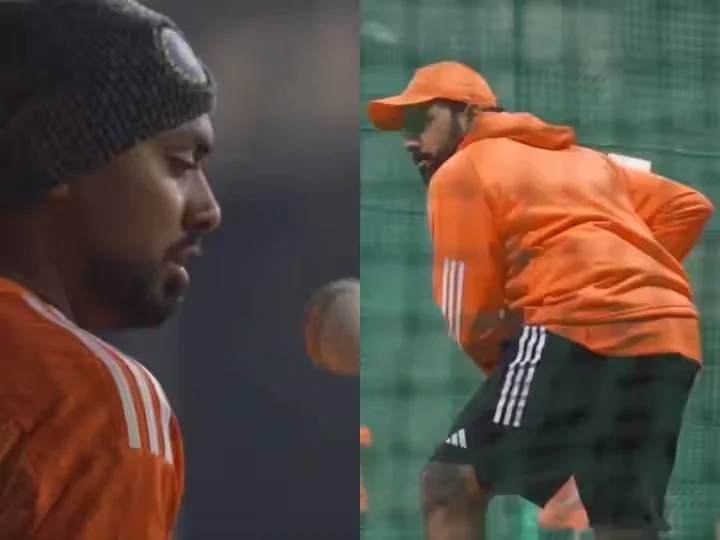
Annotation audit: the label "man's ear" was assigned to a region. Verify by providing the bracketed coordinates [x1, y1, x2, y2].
[45, 183, 70, 204]
[461, 104, 481, 131]
[470, 104, 485, 118]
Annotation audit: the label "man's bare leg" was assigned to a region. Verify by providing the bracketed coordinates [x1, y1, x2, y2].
[420, 462, 491, 540]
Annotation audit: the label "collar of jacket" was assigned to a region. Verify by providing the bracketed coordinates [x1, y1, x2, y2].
[458, 111, 577, 152]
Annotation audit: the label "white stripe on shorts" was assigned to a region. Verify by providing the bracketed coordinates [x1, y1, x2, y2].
[512, 326, 546, 427]
[493, 325, 547, 427]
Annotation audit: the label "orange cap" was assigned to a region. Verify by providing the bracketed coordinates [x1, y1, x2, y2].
[367, 61, 498, 131]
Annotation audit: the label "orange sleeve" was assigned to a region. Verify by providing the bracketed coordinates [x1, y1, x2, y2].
[427, 155, 507, 374]
[0, 359, 177, 539]
[12, 416, 174, 540]
[0, 419, 35, 538]
[614, 160, 714, 262]
[35, 448, 171, 540]
[168, 417, 185, 536]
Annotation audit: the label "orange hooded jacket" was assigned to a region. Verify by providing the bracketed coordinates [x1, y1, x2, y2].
[367, 62, 713, 531]
[368, 62, 713, 374]
[427, 111, 712, 373]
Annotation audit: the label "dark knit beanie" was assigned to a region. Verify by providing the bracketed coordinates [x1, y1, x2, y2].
[0, 0, 216, 205]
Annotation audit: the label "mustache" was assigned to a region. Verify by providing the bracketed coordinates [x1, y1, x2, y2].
[166, 233, 204, 262]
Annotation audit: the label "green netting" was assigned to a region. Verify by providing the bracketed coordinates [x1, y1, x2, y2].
[360, 1, 720, 539]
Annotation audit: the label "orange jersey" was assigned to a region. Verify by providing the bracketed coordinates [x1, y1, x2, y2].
[0, 278, 183, 539]
[428, 112, 713, 373]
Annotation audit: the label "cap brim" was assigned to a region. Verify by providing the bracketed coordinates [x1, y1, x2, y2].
[366, 94, 435, 131]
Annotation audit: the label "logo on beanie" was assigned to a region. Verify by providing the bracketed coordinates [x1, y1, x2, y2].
[158, 27, 208, 86]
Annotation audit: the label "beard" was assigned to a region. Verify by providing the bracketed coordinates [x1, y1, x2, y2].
[82, 252, 187, 330]
[419, 117, 466, 186]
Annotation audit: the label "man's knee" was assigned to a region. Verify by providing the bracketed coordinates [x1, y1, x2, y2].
[420, 462, 490, 515]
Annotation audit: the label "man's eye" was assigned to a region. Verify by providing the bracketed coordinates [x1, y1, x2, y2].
[168, 156, 199, 174]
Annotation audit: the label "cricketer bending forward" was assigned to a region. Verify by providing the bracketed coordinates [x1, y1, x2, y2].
[367, 61, 713, 540]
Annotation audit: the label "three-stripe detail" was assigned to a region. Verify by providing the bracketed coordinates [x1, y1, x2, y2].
[441, 258, 465, 341]
[444, 428, 467, 449]
[23, 294, 174, 463]
[493, 325, 546, 428]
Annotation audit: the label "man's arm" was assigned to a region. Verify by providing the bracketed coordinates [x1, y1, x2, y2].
[427, 156, 507, 375]
[0, 419, 36, 537]
[0, 362, 177, 540]
[609, 154, 714, 262]
[0, 418, 172, 540]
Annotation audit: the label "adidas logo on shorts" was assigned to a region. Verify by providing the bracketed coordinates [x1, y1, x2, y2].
[444, 428, 467, 449]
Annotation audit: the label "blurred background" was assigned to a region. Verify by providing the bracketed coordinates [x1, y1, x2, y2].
[103, 1, 359, 538]
[361, 0, 720, 539]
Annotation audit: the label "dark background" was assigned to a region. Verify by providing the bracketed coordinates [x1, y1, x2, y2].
[107, 1, 359, 538]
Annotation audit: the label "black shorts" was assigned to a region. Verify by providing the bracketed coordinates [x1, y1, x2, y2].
[431, 325, 698, 531]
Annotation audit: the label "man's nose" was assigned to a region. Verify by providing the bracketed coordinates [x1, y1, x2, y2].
[196, 194, 222, 234]
[187, 175, 222, 235]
